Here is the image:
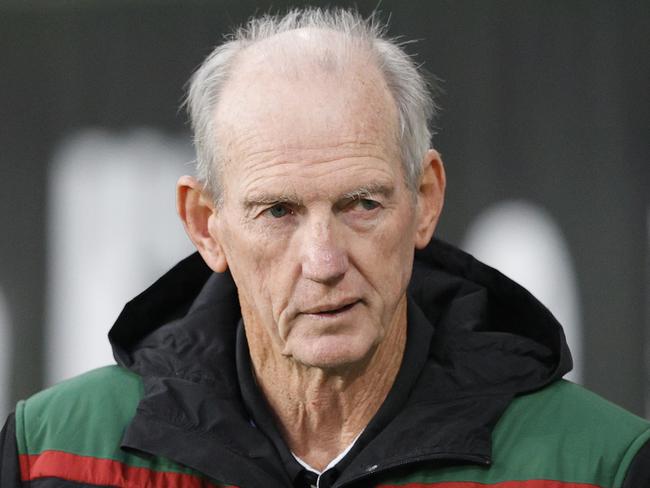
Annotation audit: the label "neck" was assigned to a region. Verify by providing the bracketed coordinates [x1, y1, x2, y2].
[244, 298, 407, 472]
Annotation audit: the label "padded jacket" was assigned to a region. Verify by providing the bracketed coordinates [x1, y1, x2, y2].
[2, 239, 650, 487]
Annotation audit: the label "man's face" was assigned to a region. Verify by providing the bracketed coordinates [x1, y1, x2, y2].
[207, 47, 427, 370]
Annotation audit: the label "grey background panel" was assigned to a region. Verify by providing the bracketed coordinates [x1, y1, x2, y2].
[1, 0, 648, 416]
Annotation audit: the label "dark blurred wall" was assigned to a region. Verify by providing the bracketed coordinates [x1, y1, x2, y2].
[1, 1, 648, 415]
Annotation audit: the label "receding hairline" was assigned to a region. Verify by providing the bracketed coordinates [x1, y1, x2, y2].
[211, 27, 402, 177]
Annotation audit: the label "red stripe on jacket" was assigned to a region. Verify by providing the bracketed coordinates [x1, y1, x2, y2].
[19, 450, 234, 488]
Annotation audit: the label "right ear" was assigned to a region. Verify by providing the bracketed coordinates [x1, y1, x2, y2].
[176, 175, 228, 272]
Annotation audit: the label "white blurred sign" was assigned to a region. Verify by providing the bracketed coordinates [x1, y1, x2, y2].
[46, 128, 196, 385]
[463, 200, 583, 383]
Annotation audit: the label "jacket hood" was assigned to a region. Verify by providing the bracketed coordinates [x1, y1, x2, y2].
[409, 238, 572, 397]
[109, 237, 572, 392]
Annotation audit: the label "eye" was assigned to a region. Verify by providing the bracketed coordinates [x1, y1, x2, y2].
[268, 203, 292, 218]
[358, 198, 380, 211]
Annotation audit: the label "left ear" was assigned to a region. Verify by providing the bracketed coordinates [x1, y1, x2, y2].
[414, 149, 446, 249]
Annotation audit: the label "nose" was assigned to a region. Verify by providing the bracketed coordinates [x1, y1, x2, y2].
[300, 218, 349, 285]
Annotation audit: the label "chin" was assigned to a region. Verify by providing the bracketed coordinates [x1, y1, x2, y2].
[288, 333, 379, 371]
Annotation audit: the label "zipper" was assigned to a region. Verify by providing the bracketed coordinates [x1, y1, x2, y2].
[333, 453, 491, 487]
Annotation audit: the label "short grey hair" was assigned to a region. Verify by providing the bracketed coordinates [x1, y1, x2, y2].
[185, 7, 437, 202]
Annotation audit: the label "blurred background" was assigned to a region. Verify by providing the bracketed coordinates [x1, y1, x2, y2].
[1, 0, 648, 421]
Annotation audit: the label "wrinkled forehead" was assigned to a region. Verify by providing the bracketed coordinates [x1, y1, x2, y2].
[213, 28, 400, 164]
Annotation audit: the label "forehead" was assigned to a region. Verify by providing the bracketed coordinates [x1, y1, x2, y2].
[212, 30, 400, 180]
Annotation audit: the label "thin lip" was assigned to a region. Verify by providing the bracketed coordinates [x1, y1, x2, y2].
[301, 298, 361, 315]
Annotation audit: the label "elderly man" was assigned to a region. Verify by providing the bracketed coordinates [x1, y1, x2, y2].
[2, 8, 649, 488]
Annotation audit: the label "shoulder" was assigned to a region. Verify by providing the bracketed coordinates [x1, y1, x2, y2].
[500, 379, 650, 439]
[14, 367, 224, 486]
[493, 380, 650, 486]
[20, 364, 142, 410]
[17, 365, 142, 439]
[15, 365, 143, 467]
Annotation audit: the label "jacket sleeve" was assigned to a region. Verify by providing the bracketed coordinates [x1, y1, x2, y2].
[622, 437, 650, 488]
[0, 413, 22, 487]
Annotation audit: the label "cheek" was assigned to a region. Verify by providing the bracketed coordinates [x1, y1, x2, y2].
[377, 204, 417, 259]
[216, 215, 294, 317]
[379, 210, 417, 292]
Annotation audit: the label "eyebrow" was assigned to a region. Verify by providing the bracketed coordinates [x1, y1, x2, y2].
[341, 183, 394, 201]
[242, 192, 303, 209]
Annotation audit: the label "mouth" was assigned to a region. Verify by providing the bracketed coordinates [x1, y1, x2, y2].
[302, 299, 361, 317]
